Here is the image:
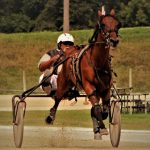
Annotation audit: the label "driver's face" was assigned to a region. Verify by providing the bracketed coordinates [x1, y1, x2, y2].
[60, 41, 74, 51]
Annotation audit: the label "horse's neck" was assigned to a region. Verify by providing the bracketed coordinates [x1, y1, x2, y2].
[91, 38, 109, 69]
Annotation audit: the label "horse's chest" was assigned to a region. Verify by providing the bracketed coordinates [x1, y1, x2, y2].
[95, 69, 112, 89]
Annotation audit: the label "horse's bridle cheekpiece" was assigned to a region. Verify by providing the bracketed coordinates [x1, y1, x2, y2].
[89, 15, 121, 48]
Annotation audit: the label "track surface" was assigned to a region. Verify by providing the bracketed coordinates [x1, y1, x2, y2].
[0, 95, 150, 149]
[0, 126, 150, 150]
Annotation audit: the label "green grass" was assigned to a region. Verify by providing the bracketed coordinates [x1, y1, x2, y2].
[0, 110, 150, 130]
[0, 27, 150, 92]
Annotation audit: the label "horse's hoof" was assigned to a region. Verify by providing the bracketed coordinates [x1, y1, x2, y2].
[94, 132, 102, 140]
[100, 128, 109, 135]
[45, 115, 53, 124]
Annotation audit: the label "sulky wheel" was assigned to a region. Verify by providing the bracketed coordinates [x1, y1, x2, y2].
[109, 100, 121, 147]
[13, 101, 25, 148]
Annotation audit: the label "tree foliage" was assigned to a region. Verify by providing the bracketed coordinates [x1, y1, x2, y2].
[0, 0, 149, 33]
[119, 0, 150, 27]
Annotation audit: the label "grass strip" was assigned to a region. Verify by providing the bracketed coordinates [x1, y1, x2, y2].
[0, 110, 150, 130]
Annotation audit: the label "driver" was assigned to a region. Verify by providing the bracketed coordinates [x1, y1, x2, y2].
[38, 33, 74, 96]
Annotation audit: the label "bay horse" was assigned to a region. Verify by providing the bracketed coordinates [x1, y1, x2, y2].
[46, 9, 121, 139]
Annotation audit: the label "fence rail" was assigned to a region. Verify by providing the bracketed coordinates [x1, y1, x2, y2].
[0, 88, 150, 114]
[119, 93, 150, 114]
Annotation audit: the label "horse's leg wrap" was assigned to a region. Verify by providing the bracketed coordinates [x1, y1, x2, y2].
[91, 107, 99, 133]
[45, 107, 56, 124]
[103, 99, 110, 112]
[91, 104, 106, 130]
[103, 99, 110, 109]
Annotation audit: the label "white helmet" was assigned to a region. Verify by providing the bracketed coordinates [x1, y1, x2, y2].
[57, 33, 74, 44]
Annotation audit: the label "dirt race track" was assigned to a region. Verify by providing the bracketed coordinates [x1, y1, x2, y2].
[0, 126, 150, 150]
[0, 95, 150, 149]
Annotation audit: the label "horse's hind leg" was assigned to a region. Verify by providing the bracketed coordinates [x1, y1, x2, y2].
[46, 76, 68, 124]
[45, 96, 62, 124]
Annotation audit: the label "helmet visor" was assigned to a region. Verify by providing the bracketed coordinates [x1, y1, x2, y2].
[61, 41, 74, 46]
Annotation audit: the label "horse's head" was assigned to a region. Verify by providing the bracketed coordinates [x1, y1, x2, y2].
[97, 9, 121, 48]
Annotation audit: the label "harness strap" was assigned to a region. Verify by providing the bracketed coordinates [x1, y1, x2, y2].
[75, 45, 90, 81]
[72, 45, 90, 85]
[89, 28, 99, 43]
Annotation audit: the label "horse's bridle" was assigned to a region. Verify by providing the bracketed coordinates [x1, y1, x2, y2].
[89, 15, 121, 48]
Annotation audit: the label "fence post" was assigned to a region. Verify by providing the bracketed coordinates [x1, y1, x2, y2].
[129, 68, 133, 93]
[23, 70, 27, 91]
[129, 94, 133, 115]
[144, 94, 148, 114]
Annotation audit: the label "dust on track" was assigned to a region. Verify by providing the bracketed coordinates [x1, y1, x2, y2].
[0, 126, 150, 150]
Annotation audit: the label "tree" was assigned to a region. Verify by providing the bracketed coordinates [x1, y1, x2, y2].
[70, 0, 100, 29]
[136, 9, 148, 26]
[22, 0, 47, 19]
[0, 14, 34, 33]
[119, 0, 150, 27]
[34, 0, 63, 31]
[0, 0, 150, 33]
[0, 0, 19, 16]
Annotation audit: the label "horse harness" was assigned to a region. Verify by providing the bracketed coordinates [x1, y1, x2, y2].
[55, 15, 119, 95]
[70, 44, 113, 92]
[70, 15, 120, 94]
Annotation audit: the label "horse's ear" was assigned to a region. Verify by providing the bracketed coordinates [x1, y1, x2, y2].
[98, 10, 102, 17]
[110, 9, 115, 16]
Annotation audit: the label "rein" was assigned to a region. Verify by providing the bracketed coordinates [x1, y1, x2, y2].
[89, 21, 109, 46]
[21, 55, 71, 99]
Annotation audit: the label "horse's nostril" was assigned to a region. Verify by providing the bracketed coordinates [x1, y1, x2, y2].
[110, 39, 119, 43]
[115, 40, 119, 44]
[110, 39, 119, 47]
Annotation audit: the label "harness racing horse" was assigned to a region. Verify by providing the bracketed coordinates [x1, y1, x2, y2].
[46, 9, 121, 139]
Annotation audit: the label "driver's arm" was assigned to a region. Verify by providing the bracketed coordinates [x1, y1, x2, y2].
[38, 54, 60, 72]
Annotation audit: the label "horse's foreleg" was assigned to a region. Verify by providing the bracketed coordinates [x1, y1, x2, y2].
[101, 89, 111, 119]
[86, 90, 108, 136]
[83, 84, 104, 131]
[91, 107, 99, 133]
[90, 100, 109, 137]
[90, 99, 105, 129]
[91, 116, 102, 140]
